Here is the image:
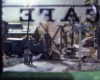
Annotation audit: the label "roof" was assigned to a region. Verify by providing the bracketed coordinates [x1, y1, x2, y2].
[8, 26, 37, 35]
[7, 38, 23, 41]
[9, 23, 22, 24]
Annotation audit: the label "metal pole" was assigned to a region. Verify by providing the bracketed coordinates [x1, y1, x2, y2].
[0, 0, 2, 74]
[77, 17, 82, 70]
[96, 0, 100, 59]
[79, 28, 81, 60]
[79, 17, 81, 61]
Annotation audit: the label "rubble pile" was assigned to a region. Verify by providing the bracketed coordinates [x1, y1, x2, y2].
[52, 50, 60, 60]
[81, 37, 94, 47]
[2, 54, 9, 60]
[2, 50, 9, 60]
[53, 38, 64, 51]
[3, 58, 21, 67]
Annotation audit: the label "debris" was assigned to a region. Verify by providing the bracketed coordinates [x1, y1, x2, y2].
[52, 50, 60, 60]
[32, 27, 41, 43]
[81, 37, 94, 47]
[3, 58, 20, 67]
[89, 47, 96, 54]
[3, 54, 9, 60]
[54, 38, 64, 50]
[64, 46, 76, 58]
[85, 47, 96, 60]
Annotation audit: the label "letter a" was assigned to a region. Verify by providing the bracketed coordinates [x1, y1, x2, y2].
[61, 7, 79, 21]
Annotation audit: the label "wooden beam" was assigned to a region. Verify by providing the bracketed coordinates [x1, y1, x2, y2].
[60, 27, 62, 54]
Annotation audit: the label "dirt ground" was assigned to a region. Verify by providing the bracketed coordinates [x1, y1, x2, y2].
[3, 45, 100, 72]
[3, 58, 100, 72]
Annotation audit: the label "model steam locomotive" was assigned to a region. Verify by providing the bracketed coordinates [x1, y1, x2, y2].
[3, 37, 44, 57]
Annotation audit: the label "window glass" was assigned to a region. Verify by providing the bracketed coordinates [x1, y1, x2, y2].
[2, 0, 100, 72]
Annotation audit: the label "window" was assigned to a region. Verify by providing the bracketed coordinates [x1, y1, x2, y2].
[1, 0, 100, 74]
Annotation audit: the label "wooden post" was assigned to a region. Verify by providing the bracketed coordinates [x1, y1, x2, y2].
[96, 0, 100, 59]
[97, 21, 100, 59]
[60, 27, 62, 54]
[62, 32, 68, 48]
[71, 27, 74, 46]
[27, 18, 30, 41]
[71, 5, 74, 46]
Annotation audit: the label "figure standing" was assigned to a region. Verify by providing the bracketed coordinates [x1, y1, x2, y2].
[28, 50, 34, 65]
[24, 49, 28, 64]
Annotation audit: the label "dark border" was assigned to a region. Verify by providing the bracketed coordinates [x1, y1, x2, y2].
[0, 0, 2, 74]
[1, 1, 100, 75]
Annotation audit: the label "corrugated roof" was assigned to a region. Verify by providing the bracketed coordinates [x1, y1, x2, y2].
[8, 26, 37, 34]
[7, 38, 23, 41]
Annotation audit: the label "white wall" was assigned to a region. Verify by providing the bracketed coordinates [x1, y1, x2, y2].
[2, 0, 99, 25]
